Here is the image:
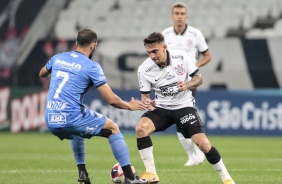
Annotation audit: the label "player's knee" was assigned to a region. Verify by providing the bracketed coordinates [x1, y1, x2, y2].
[110, 122, 120, 134]
[135, 122, 150, 137]
[104, 119, 120, 134]
[197, 141, 211, 153]
[192, 133, 211, 153]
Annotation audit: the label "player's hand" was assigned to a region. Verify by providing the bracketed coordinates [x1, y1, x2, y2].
[177, 80, 188, 91]
[128, 97, 146, 111]
[145, 99, 156, 111]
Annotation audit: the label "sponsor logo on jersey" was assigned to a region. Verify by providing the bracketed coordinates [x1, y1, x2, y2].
[180, 114, 196, 124]
[171, 55, 183, 60]
[175, 64, 185, 75]
[145, 65, 157, 72]
[47, 101, 67, 110]
[55, 59, 81, 71]
[99, 76, 106, 81]
[155, 78, 161, 82]
[85, 125, 98, 135]
[165, 72, 176, 80]
[159, 82, 179, 97]
[90, 110, 103, 119]
[48, 113, 66, 124]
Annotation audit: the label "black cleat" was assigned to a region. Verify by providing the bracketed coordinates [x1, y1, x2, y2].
[125, 175, 148, 184]
[77, 171, 91, 184]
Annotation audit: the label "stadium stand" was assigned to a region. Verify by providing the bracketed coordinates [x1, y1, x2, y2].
[53, 0, 282, 40]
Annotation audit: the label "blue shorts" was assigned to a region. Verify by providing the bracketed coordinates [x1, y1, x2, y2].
[47, 109, 106, 140]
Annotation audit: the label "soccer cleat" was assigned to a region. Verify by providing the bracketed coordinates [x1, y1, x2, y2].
[223, 179, 236, 184]
[124, 175, 148, 184]
[140, 172, 159, 184]
[184, 159, 201, 166]
[77, 171, 91, 184]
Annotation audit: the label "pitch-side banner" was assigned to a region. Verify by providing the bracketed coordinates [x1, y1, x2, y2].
[1, 88, 281, 136]
[83, 89, 282, 136]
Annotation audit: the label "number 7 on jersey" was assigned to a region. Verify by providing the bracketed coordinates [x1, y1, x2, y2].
[54, 71, 69, 99]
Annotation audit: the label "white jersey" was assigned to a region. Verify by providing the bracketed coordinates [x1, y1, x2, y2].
[162, 25, 208, 62]
[138, 50, 198, 110]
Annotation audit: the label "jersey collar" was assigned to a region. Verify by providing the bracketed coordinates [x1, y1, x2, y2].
[174, 24, 187, 35]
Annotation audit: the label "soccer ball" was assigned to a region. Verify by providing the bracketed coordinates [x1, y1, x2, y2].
[110, 163, 136, 184]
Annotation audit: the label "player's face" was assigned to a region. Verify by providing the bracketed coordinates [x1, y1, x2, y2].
[89, 42, 97, 59]
[145, 42, 167, 66]
[171, 7, 187, 26]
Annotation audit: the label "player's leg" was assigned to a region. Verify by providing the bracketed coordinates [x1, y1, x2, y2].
[102, 118, 147, 183]
[179, 107, 235, 183]
[136, 108, 173, 184]
[70, 136, 91, 184]
[186, 88, 205, 166]
[176, 126, 200, 166]
[136, 116, 159, 184]
[192, 133, 235, 184]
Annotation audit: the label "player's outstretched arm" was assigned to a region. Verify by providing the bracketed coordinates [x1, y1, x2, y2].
[141, 93, 155, 111]
[97, 83, 146, 111]
[39, 65, 51, 78]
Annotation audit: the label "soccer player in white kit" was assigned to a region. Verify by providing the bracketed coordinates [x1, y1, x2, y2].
[136, 32, 235, 184]
[162, 2, 211, 167]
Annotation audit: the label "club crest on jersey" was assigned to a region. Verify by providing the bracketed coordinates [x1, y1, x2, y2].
[175, 64, 185, 75]
[186, 38, 194, 48]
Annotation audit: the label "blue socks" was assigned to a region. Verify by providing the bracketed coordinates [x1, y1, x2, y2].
[108, 133, 130, 167]
[71, 136, 85, 165]
[71, 133, 130, 167]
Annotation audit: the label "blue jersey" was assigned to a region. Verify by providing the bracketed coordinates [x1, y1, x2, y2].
[45, 51, 106, 128]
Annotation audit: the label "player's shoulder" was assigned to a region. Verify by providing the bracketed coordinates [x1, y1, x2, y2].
[162, 26, 174, 35]
[169, 49, 187, 56]
[187, 25, 204, 36]
[138, 57, 156, 71]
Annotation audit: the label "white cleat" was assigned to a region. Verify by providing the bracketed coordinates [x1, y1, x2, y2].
[184, 159, 201, 166]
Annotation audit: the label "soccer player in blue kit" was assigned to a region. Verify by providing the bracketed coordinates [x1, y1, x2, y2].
[39, 29, 148, 184]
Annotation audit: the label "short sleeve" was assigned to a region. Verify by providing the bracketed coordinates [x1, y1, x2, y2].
[197, 30, 209, 53]
[185, 53, 198, 76]
[138, 68, 151, 93]
[88, 63, 107, 88]
[46, 56, 56, 72]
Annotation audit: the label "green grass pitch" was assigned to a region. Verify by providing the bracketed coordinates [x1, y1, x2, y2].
[1, 132, 281, 183]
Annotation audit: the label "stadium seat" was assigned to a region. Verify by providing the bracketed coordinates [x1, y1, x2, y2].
[245, 28, 265, 39]
[53, 0, 282, 39]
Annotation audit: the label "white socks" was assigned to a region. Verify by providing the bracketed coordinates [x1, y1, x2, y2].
[139, 146, 156, 174]
[213, 159, 233, 182]
[177, 132, 197, 160]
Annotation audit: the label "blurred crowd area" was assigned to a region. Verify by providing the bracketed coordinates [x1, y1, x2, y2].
[1, 0, 282, 88]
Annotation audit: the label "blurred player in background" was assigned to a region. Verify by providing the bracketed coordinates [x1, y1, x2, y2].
[162, 2, 211, 167]
[39, 29, 148, 184]
[136, 32, 235, 184]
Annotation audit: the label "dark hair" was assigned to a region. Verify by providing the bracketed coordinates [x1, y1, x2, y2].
[143, 32, 164, 46]
[77, 29, 97, 47]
